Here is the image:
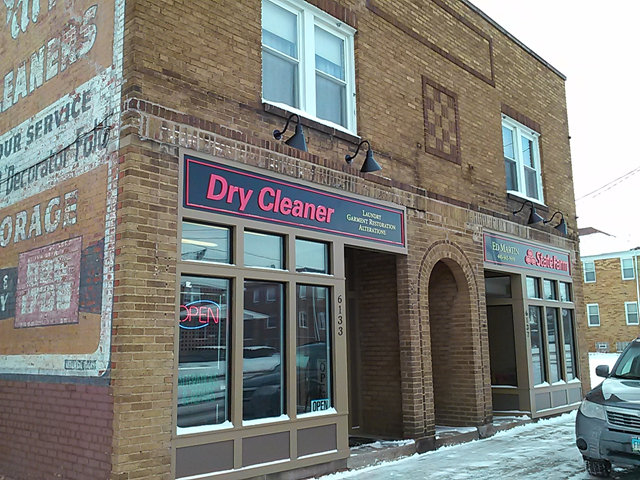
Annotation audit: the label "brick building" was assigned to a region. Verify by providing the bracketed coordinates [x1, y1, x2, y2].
[0, 1, 587, 479]
[580, 232, 640, 353]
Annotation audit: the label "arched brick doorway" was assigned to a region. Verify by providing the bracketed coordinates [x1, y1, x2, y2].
[415, 238, 490, 429]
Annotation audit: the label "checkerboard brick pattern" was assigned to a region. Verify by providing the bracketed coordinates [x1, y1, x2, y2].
[423, 76, 461, 164]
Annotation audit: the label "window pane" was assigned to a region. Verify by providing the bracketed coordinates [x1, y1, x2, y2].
[485, 276, 511, 299]
[546, 308, 562, 383]
[587, 304, 600, 326]
[243, 281, 285, 421]
[296, 239, 329, 274]
[502, 126, 514, 159]
[584, 262, 595, 282]
[263, 50, 298, 107]
[316, 75, 346, 127]
[627, 302, 639, 325]
[178, 276, 230, 428]
[623, 258, 635, 279]
[521, 136, 534, 168]
[244, 231, 284, 269]
[505, 158, 518, 191]
[524, 167, 539, 199]
[315, 27, 344, 80]
[543, 279, 557, 300]
[181, 222, 231, 263]
[297, 285, 331, 414]
[562, 309, 577, 381]
[529, 306, 546, 385]
[526, 277, 540, 299]
[262, 1, 297, 58]
[559, 282, 571, 302]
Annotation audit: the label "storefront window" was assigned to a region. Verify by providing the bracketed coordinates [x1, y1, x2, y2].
[559, 282, 571, 302]
[177, 276, 230, 428]
[526, 277, 540, 299]
[243, 281, 285, 421]
[529, 305, 547, 385]
[181, 222, 231, 263]
[296, 239, 329, 274]
[563, 309, 577, 380]
[546, 308, 562, 383]
[543, 279, 557, 301]
[245, 231, 284, 269]
[485, 276, 511, 299]
[296, 285, 331, 413]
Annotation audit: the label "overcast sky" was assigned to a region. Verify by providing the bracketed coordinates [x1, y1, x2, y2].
[469, 1, 640, 252]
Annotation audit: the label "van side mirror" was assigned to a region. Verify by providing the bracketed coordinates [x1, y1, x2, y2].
[595, 365, 610, 378]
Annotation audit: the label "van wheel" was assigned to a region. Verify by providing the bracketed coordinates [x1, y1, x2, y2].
[585, 459, 611, 477]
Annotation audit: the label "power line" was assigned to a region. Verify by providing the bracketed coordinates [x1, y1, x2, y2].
[576, 165, 640, 203]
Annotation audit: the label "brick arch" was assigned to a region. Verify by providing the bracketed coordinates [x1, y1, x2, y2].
[415, 240, 489, 429]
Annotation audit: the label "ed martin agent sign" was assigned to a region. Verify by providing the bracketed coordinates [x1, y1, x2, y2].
[184, 156, 406, 247]
[483, 232, 571, 277]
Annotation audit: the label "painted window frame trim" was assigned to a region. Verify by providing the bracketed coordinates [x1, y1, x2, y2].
[587, 303, 600, 327]
[261, 0, 358, 134]
[502, 114, 544, 204]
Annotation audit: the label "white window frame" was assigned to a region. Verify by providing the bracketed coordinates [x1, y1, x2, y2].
[621, 257, 635, 280]
[298, 310, 308, 329]
[502, 115, 544, 203]
[583, 261, 596, 283]
[625, 301, 639, 325]
[587, 303, 600, 327]
[317, 311, 326, 330]
[261, 0, 357, 134]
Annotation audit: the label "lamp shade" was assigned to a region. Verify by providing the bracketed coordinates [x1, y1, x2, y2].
[360, 148, 382, 173]
[528, 207, 544, 225]
[284, 122, 307, 151]
[555, 216, 567, 235]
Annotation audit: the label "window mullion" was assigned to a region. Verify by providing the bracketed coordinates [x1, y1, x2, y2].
[513, 127, 526, 196]
[301, 12, 316, 116]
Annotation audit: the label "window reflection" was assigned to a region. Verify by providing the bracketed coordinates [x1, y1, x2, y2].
[562, 309, 577, 380]
[543, 279, 557, 300]
[243, 281, 285, 421]
[529, 306, 546, 386]
[244, 231, 284, 269]
[297, 285, 331, 414]
[526, 277, 540, 299]
[546, 308, 562, 383]
[177, 276, 230, 428]
[181, 222, 231, 263]
[296, 239, 329, 274]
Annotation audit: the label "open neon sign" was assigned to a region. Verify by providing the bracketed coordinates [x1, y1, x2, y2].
[179, 300, 220, 330]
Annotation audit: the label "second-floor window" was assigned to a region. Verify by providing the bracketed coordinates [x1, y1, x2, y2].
[502, 116, 543, 202]
[261, 0, 356, 132]
[583, 261, 596, 283]
[622, 258, 635, 280]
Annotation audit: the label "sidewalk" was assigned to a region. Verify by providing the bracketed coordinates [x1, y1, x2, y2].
[346, 415, 534, 470]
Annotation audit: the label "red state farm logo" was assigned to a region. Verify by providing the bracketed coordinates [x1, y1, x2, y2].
[525, 249, 537, 265]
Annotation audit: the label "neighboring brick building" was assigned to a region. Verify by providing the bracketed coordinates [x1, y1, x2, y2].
[580, 233, 640, 353]
[0, 1, 587, 479]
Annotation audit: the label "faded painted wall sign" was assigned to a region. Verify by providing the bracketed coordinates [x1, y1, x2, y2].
[15, 237, 82, 328]
[0, 0, 124, 376]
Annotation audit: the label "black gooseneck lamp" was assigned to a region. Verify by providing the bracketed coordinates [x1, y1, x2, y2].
[512, 200, 544, 225]
[345, 140, 382, 173]
[544, 211, 568, 235]
[273, 114, 307, 152]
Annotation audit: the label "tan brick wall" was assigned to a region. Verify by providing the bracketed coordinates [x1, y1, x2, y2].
[111, 140, 178, 480]
[120, 0, 575, 231]
[108, 0, 582, 477]
[583, 256, 640, 352]
[353, 249, 403, 438]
